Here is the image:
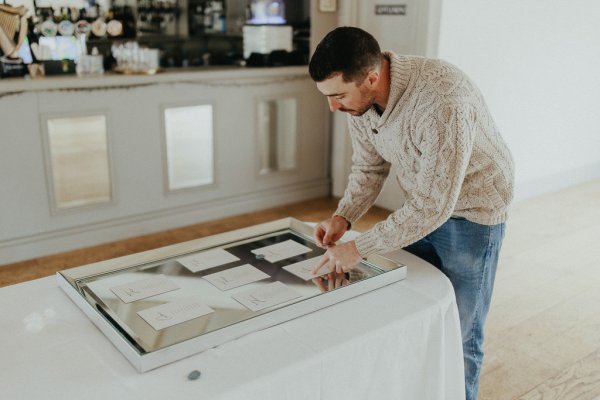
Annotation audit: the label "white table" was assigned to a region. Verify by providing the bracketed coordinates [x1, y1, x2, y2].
[0, 248, 465, 400]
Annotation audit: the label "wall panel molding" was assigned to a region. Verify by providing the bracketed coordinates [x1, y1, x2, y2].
[0, 70, 330, 266]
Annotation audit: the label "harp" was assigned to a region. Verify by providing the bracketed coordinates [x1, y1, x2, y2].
[0, 4, 28, 60]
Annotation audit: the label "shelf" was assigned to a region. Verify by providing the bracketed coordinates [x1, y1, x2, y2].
[86, 32, 243, 44]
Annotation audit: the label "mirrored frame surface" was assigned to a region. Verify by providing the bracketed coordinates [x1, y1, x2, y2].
[57, 218, 406, 372]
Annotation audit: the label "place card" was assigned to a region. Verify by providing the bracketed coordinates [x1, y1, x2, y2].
[203, 264, 270, 291]
[283, 256, 331, 281]
[233, 281, 303, 312]
[177, 248, 240, 273]
[137, 297, 214, 331]
[110, 275, 180, 304]
[251, 239, 313, 263]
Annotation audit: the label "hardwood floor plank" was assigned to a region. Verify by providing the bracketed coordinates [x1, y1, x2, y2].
[485, 286, 600, 370]
[518, 350, 600, 400]
[479, 351, 558, 400]
[480, 179, 600, 398]
[486, 261, 600, 345]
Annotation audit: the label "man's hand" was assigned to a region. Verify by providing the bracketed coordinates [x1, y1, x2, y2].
[313, 215, 350, 248]
[311, 271, 350, 293]
[312, 240, 363, 275]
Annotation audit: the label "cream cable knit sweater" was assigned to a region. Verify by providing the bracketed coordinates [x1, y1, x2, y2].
[336, 52, 515, 257]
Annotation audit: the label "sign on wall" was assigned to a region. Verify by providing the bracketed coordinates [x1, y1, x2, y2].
[375, 4, 407, 15]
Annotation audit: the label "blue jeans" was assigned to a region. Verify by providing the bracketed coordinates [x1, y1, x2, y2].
[404, 217, 505, 400]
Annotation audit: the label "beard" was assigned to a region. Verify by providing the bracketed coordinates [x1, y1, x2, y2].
[339, 84, 376, 116]
[342, 107, 371, 116]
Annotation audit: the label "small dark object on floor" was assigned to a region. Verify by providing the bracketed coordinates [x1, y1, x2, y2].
[187, 370, 201, 380]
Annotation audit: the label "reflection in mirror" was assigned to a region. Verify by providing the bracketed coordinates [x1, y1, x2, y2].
[311, 269, 368, 293]
[74, 229, 377, 353]
[164, 104, 214, 191]
[46, 114, 112, 210]
[257, 97, 297, 175]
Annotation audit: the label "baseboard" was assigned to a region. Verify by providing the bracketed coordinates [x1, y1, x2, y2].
[0, 179, 330, 266]
[514, 161, 600, 202]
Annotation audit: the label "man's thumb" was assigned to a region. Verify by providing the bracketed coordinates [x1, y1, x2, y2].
[322, 230, 333, 246]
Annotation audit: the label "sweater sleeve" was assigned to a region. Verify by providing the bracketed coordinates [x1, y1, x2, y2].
[354, 104, 476, 257]
[334, 116, 391, 224]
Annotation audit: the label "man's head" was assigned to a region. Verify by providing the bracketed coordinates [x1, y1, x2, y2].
[309, 27, 383, 116]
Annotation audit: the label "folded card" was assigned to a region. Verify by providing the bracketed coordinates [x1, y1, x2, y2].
[137, 297, 214, 330]
[110, 275, 180, 303]
[203, 264, 270, 291]
[251, 239, 313, 263]
[282, 256, 330, 281]
[177, 248, 240, 273]
[232, 281, 302, 312]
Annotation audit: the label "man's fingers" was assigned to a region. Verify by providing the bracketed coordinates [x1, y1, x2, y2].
[335, 262, 343, 274]
[312, 253, 329, 275]
[335, 275, 343, 288]
[323, 227, 345, 247]
[311, 277, 326, 292]
[322, 230, 333, 247]
[313, 224, 326, 246]
[323, 222, 342, 247]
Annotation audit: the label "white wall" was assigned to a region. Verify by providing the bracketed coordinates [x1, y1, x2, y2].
[329, 0, 600, 205]
[437, 0, 600, 200]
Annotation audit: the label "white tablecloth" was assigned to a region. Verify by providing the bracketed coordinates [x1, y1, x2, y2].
[0, 248, 465, 400]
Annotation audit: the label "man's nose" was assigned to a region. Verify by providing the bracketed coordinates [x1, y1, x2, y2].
[327, 97, 341, 112]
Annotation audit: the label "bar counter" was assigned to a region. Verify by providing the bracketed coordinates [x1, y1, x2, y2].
[0, 65, 329, 265]
[0, 65, 308, 96]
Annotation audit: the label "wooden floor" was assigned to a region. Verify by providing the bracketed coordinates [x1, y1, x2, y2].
[479, 178, 600, 400]
[2, 179, 600, 399]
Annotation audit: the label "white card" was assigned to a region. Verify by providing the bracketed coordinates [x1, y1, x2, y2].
[233, 281, 303, 312]
[137, 297, 214, 330]
[177, 248, 240, 273]
[110, 275, 180, 303]
[283, 256, 331, 281]
[251, 239, 313, 263]
[203, 264, 270, 291]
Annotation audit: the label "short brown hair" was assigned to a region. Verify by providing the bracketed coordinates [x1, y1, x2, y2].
[309, 27, 382, 83]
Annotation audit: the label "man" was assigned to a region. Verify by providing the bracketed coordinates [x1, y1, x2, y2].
[309, 27, 514, 400]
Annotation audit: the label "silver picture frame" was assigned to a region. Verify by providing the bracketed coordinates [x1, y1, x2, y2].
[57, 218, 407, 372]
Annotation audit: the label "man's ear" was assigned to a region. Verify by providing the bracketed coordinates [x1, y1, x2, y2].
[365, 70, 380, 88]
